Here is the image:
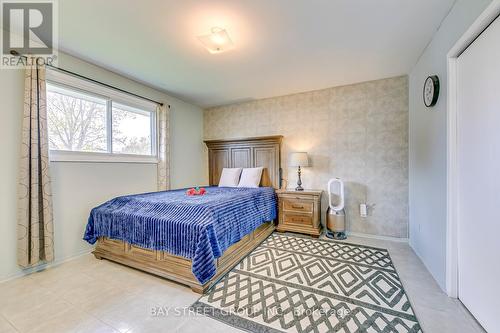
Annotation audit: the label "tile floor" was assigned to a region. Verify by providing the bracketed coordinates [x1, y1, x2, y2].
[0, 234, 485, 333]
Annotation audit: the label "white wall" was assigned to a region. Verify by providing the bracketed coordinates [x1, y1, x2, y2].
[0, 52, 206, 281]
[170, 100, 207, 189]
[409, 0, 491, 290]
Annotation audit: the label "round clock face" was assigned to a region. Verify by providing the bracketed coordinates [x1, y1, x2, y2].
[423, 75, 439, 107]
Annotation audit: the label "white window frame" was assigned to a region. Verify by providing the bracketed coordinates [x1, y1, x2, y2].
[46, 68, 159, 164]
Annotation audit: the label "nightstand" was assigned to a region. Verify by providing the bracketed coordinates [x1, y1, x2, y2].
[276, 189, 322, 237]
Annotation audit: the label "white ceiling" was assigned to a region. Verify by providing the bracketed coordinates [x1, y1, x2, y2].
[59, 0, 455, 108]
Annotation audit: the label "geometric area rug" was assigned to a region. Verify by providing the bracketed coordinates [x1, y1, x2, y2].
[192, 233, 422, 333]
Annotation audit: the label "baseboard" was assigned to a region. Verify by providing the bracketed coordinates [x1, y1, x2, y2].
[408, 240, 447, 293]
[0, 248, 94, 284]
[346, 231, 409, 243]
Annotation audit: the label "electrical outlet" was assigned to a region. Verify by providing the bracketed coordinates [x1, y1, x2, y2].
[360, 204, 368, 218]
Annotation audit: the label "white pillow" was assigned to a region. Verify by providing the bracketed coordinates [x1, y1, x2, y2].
[218, 168, 243, 187]
[238, 167, 264, 188]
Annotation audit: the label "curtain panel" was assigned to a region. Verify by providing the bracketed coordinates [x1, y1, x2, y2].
[17, 58, 55, 267]
[157, 104, 170, 191]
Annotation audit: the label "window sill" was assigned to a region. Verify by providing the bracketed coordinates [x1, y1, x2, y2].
[49, 150, 159, 164]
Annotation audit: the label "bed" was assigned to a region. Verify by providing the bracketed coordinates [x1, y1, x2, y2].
[85, 135, 282, 293]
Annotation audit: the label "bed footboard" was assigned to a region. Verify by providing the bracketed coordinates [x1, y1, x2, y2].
[92, 221, 275, 293]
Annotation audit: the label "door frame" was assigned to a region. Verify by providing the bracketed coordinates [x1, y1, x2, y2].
[446, 0, 500, 298]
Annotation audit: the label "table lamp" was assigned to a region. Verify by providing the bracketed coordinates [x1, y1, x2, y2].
[289, 152, 309, 191]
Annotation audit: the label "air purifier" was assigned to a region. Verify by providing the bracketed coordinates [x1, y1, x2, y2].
[326, 178, 346, 240]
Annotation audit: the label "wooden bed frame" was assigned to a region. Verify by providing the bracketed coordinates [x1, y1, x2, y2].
[92, 135, 283, 293]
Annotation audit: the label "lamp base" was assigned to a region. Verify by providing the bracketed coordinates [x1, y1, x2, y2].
[296, 166, 304, 191]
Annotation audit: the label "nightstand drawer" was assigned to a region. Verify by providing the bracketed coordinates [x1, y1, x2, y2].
[276, 189, 322, 238]
[283, 213, 313, 226]
[283, 199, 313, 213]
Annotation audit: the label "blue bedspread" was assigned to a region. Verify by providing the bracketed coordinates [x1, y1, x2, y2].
[83, 186, 277, 284]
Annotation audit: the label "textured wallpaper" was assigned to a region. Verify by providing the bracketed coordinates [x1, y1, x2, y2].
[204, 76, 408, 238]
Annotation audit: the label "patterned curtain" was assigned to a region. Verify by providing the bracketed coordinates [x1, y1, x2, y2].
[17, 58, 54, 267]
[157, 104, 170, 191]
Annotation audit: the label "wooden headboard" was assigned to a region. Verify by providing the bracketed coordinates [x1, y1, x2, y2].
[204, 136, 283, 189]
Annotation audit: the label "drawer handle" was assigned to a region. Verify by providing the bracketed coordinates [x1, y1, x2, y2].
[291, 205, 304, 209]
[291, 218, 303, 222]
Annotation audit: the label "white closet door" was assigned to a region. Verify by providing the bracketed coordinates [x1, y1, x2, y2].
[457, 15, 500, 333]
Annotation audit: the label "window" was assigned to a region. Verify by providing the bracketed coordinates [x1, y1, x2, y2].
[111, 103, 153, 156]
[46, 70, 157, 163]
[47, 84, 108, 153]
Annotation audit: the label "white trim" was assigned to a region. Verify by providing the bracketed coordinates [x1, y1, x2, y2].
[0, 249, 93, 284]
[46, 68, 157, 111]
[347, 231, 408, 243]
[106, 99, 113, 153]
[47, 82, 109, 104]
[446, 57, 459, 298]
[446, 0, 500, 298]
[50, 150, 159, 164]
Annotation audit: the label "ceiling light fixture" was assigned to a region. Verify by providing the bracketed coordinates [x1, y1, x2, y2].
[197, 27, 234, 54]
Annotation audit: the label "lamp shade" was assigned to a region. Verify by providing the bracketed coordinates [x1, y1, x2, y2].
[289, 152, 309, 167]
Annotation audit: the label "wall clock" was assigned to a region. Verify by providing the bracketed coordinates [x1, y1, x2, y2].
[423, 75, 440, 107]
